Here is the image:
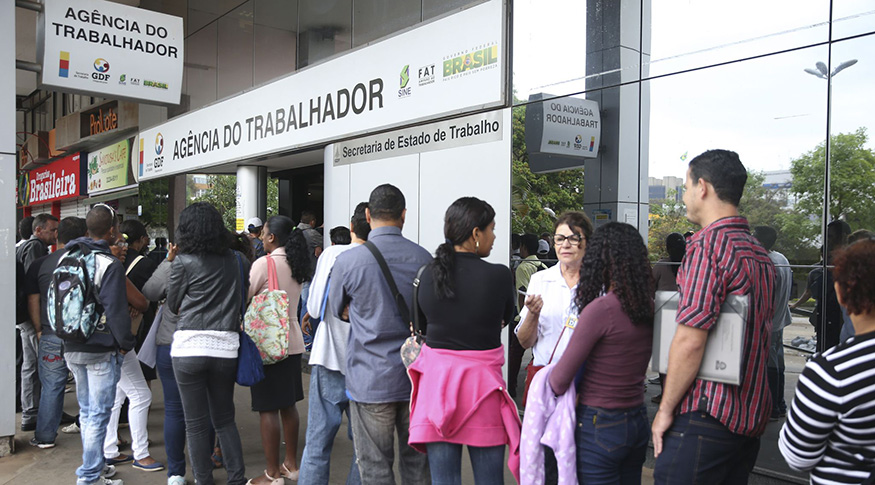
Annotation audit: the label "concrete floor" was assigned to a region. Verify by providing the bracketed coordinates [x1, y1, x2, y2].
[1, 315, 816, 484]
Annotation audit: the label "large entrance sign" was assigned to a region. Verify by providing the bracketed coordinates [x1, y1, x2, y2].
[38, 0, 183, 105]
[137, 0, 507, 181]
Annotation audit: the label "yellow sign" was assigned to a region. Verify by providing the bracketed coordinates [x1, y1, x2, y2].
[236, 218, 244, 232]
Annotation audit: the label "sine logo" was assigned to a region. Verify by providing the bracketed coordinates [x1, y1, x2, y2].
[93, 58, 110, 73]
[155, 133, 164, 155]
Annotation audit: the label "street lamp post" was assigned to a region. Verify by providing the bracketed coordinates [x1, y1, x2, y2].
[804, 58, 857, 352]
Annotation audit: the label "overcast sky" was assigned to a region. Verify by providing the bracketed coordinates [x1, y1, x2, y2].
[511, 0, 874, 179]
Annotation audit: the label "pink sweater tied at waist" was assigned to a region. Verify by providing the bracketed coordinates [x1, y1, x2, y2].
[407, 343, 522, 483]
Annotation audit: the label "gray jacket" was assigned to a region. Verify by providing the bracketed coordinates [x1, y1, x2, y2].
[166, 250, 250, 333]
[142, 260, 178, 346]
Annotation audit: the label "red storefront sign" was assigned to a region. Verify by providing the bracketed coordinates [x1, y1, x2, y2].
[19, 152, 86, 207]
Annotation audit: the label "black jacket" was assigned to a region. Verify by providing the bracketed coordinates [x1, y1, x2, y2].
[167, 250, 250, 333]
[63, 238, 137, 354]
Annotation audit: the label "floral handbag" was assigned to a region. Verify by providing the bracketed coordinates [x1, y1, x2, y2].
[244, 255, 290, 364]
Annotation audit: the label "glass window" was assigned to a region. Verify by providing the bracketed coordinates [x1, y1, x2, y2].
[217, 2, 255, 99]
[140, 0, 188, 33]
[353, 0, 421, 47]
[647, 0, 830, 79]
[188, 0, 248, 35]
[832, 0, 875, 41]
[513, 0, 641, 105]
[423, 0, 484, 21]
[297, 0, 352, 68]
[184, 21, 217, 110]
[254, 0, 298, 85]
[645, 46, 828, 267]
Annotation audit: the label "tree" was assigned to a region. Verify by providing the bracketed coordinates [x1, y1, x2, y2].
[138, 178, 169, 228]
[511, 103, 586, 235]
[791, 128, 875, 233]
[647, 189, 693, 261]
[192, 174, 280, 229]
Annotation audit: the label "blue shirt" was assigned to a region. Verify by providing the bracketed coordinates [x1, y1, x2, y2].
[329, 226, 432, 403]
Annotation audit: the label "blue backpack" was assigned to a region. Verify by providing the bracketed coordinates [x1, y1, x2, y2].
[47, 244, 104, 343]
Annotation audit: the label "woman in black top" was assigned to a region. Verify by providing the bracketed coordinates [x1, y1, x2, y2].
[408, 197, 519, 484]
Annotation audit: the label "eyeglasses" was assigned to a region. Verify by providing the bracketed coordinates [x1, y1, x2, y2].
[114, 240, 128, 249]
[553, 234, 585, 246]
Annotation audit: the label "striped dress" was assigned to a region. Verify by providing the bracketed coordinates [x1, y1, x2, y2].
[779, 330, 875, 484]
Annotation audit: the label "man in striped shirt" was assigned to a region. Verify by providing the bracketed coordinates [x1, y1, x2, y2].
[652, 149, 776, 484]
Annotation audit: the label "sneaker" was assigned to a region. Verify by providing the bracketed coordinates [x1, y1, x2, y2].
[62, 422, 80, 434]
[168, 476, 186, 485]
[103, 465, 117, 478]
[29, 437, 55, 449]
[20, 421, 36, 432]
[97, 478, 123, 485]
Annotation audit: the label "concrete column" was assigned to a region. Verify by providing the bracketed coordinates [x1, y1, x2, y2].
[1, 0, 17, 456]
[236, 166, 267, 232]
[583, 0, 651, 241]
[166, 174, 188, 242]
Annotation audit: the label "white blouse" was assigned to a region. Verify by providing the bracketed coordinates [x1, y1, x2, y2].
[515, 264, 579, 366]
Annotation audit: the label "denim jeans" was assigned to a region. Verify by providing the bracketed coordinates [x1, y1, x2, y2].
[35, 334, 68, 443]
[104, 350, 153, 460]
[299, 365, 360, 485]
[767, 328, 787, 415]
[576, 404, 649, 485]
[301, 281, 312, 347]
[349, 401, 430, 485]
[173, 356, 246, 485]
[157, 345, 187, 477]
[18, 322, 41, 424]
[67, 352, 124, 485]
[426, 442, 504, 485]
[653, 412, 761, 485]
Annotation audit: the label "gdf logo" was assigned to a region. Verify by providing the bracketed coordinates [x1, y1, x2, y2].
[92, 58, 111, 81]
[154, 133, 164, 169]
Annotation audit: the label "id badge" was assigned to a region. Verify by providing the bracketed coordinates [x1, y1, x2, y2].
[564, 313, 577, 330]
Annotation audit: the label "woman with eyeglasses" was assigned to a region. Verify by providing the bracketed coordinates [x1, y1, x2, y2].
[548, 222, 654, 484]
[515, 211, 594, 406]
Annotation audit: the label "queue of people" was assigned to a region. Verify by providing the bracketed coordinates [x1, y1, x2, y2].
[14, 148, 875, 485]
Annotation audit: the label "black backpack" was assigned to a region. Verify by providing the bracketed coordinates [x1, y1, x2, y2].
[47, 244, 104, 343]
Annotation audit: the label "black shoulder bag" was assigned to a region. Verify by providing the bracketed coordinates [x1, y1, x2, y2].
[363, 241, 427, 367]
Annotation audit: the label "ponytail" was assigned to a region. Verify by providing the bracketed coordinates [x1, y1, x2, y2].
[431, 241, 457, 299]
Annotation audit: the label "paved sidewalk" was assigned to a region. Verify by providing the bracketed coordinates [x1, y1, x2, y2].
[1, 360, 522, 484]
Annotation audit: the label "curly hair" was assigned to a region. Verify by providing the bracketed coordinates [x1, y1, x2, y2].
[230, 232, 255, 263]
[431, 197, 495, 300]
[265, 215, 312, 284]
[176, 202, 231, 255]
[574, 222, 654, 325]
[833, 239, 875, 316]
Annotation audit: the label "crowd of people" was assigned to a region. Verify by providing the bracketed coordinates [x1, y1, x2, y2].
[13, 148, 875, 485]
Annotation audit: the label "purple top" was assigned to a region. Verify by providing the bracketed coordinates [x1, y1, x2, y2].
[549, 292, 653, 408]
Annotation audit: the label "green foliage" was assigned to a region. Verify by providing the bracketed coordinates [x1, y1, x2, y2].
[647, 189, 692, 261]
[511, 104, 586, 235]
[192, 174, 280, 230]
[790, 128, 875, 232]
[138, 178, 169, 228]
